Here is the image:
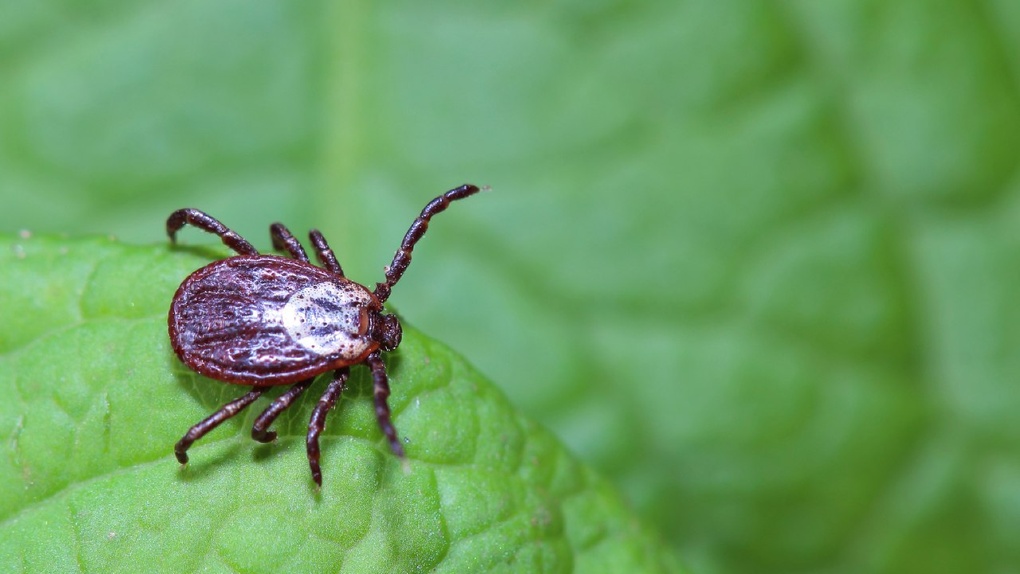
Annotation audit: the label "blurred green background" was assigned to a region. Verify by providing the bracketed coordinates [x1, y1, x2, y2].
[3, 1, 1019, 573]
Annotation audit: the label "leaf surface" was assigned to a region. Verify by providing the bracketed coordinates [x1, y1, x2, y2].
[2, 2, 1019, 572]
[0, 235, 681, 574]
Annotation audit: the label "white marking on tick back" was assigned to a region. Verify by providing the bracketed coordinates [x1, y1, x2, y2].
[281, 282, 372, 356]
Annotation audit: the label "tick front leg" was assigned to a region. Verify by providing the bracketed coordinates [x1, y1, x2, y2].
[306, 368, 349, 486]
[175, 387, 268, 464]
[270, 223, 310, 262]
[251, 378, 315, 442]
[167, 208, 258, 256]
[373, 184, 482, 302]
[366, 352, 405, 458]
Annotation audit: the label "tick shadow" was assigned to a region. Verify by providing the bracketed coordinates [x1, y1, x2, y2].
[166, 242, 236, 261]
[173, 441, 249, 484]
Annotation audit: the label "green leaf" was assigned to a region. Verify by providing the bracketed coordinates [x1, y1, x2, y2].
[3, 2, 1020, 573]
[0, 235, 682, 574]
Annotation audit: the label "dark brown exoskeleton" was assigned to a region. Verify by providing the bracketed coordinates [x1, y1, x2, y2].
[167, 184, 483, 485]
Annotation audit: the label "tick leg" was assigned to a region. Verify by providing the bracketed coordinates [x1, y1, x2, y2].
[366, 352, 406, 458]
[175, 387, 268, 464]
[251, 378, 315, 443]
[306, 368, 349, 486]
[309, 230, 345, 277]
[167, 208, 258, 256]
[373, 184, 483, 302]
[270, 223, 310, 262]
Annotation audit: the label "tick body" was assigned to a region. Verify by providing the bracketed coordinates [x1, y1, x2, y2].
[167, 184, 483, 485]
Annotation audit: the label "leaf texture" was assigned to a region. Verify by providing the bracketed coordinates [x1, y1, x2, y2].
[0, 235, 681, 574]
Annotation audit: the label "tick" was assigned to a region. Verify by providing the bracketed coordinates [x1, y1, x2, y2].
[167, 184, 483, 485]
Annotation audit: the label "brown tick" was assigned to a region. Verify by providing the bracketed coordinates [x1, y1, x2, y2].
[167, 184, 483, 485]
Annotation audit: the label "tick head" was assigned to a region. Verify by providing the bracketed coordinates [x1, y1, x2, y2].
[373, 312, 402, 352]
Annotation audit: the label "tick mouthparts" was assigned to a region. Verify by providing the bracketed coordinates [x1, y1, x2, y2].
[373, 313, 402, 352]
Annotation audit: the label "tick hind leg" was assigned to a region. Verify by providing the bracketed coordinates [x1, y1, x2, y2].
[167, 209, 258, 256]
[306, 368, 349, 486]
[251, 378, 315, 442]
[175, 386, 269, 464]
[270, 223, 310, 262]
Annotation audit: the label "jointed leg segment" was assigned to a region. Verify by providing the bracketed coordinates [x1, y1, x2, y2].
[307, 369, 349, 486]
[167, 208, 258, 256]
[175, 386, 268, 464]
[251, 378, 315, 442]
[270, 223, 310, 262]
[367, 352, 405, 458]
[310, 230, 345, 277]
[373, 184, 482, 302]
